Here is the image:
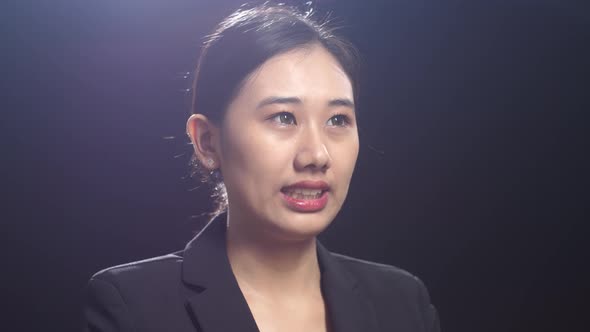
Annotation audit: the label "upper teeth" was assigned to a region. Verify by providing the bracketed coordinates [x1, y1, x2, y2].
[285, 188, 323, 195]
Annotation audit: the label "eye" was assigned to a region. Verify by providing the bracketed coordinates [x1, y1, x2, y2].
[269, 112, 297, 125]
[326, 114, 351, 127]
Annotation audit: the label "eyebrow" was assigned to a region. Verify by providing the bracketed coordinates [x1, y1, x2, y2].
[328, 98, 355, 109]
[256, 96, 355, 111]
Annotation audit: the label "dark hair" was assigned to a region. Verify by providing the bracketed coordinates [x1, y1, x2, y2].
[189, 1, 361, 218]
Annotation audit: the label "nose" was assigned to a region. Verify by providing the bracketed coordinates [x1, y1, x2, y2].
[294, 127, 332, 172]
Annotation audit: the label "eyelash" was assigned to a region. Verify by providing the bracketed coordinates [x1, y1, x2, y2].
[269, 112, 297, 126]
[268, 112, 352, 127]
[327, 113, 352, 127]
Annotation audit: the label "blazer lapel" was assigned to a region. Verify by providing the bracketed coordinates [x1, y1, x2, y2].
[317, 242, 381, 332]
[181, 214, 259, 332]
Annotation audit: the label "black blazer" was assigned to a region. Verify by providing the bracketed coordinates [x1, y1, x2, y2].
[83, 214, 440, 332]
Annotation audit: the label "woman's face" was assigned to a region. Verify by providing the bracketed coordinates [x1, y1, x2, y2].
[218, 44, 359, 241]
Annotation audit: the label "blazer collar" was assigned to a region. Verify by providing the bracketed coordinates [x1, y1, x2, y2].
[181, 213, 380, 332]
[317, 242, 381, 332]
[181, 214, 259, 332]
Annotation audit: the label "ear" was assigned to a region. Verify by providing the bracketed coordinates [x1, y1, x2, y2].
[186, 114, 220, 170]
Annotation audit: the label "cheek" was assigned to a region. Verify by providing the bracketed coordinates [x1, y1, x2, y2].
[220, 124, 293, 192]
[332, 137, 359, 186]
[337, 133, 359, 164]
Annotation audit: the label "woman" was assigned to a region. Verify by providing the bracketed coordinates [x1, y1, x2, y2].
[84, 3, 440, 332]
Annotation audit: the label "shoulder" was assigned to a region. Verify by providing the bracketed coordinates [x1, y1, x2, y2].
[329, 252, 435, 312]
[90, 252, 184, 286]
[84, 253, 194, 331]
[87, 252, 185, 305]
[331, 252, 426, 290]
[329, 252, 440, 331]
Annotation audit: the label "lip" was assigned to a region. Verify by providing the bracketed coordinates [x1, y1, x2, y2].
[282, 180, 330, 191]
[280, 180, 330, 213]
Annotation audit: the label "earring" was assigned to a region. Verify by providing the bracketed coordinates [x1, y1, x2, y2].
[206, 158, 215, 168]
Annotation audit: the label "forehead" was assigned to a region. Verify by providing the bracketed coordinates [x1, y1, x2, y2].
[235, 44, 354, 105]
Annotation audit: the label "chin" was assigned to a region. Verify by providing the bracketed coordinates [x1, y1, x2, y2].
[266, 209, 337, 242]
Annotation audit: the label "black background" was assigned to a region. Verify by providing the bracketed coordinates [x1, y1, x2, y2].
[4, 0, 589, 331]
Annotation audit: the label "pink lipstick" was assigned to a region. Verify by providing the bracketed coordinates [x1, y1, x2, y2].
[280, 181, 329, 212]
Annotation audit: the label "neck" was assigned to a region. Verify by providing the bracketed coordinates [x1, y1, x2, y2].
[225, 213, 322, 298]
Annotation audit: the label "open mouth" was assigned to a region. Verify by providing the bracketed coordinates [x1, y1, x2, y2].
[280, 188, 326, 200]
